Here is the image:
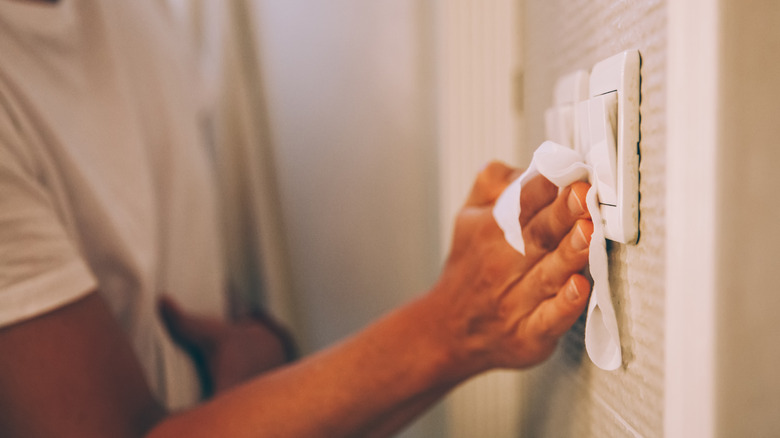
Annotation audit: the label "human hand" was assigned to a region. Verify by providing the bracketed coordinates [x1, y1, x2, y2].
[158, 297, 297, 397]
[431, 161, 592, 375]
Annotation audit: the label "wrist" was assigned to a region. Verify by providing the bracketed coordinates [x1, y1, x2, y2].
[411, 284, 494, 386]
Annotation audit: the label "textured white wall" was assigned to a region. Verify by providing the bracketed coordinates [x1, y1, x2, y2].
[521, 0, 666, 436]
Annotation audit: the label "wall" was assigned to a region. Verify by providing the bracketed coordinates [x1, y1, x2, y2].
[711, 1, 780, 433]
[432, 1, 523, 436]
[666, 1, 780, 436]
[253, 2, 444, 437]
[520, 1, 666, 436]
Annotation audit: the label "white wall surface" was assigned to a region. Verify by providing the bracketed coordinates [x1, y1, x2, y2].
[713, 2, 780, 433]
[667, 0, 780, 436]
[253, 2, 444, 437]
[665, 0, 718, 435]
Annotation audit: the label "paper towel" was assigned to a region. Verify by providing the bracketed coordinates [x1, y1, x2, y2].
[493, 141, 621, 371]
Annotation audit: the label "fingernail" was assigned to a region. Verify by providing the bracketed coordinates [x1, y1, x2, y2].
[565, 278, 580, 302]
[567, 188, 586, 216]
[573, 223, 590, 250]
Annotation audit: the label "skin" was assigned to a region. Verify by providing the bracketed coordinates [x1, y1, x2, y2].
[158, 296, 296, 397]
[0, 162, 593, 437]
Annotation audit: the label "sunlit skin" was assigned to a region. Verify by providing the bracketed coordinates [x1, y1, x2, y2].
[0, 162, 593, 437]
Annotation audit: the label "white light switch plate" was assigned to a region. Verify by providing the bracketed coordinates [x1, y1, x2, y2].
[589, 50, 640, 244]
[587, 91, 618, 208]
[545, 50, 640, 244]
[545, 70, 589, 147]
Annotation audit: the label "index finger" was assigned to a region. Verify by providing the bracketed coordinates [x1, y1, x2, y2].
[517, 175, 558, 227]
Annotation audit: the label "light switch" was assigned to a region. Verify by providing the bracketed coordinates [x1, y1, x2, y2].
[544, 105, 574, 147]
[589, 50, 640, 244]
[553, 70, 589, 106]
[543, 50, 640, 244]
[545, 70, 590, 148]
[574, 99, 590, 156]
[586, 92, 618, 207]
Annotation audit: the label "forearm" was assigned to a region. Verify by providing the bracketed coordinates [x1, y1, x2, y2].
[358, 385, 451, 438]
[0, 164, 592, 438]
[148, 169, 594, 437]
[147, 292, 468, 438]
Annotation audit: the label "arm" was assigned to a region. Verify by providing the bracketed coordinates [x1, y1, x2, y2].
[0, 162, 592, 437]
[0, 292, 166, 438]
[159, 298, 448, 438]
[153, 162, 593, 437]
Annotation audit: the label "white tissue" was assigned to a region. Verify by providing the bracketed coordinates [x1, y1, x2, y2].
[493, 141, 621, 371]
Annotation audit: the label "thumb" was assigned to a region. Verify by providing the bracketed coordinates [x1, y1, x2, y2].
[465, 161, 522, 207]
[158, 296, 222, 351]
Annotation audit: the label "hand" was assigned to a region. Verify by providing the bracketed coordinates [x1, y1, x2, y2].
[432, 161, 592, 374]
[158, 297, 297, 397]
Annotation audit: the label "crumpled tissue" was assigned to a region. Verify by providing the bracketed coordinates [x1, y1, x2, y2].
[492, 140, 621, 371]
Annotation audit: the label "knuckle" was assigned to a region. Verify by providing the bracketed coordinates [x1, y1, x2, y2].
[537, 266, 557, 290]
[474, 162, 503, 189]
[560, 237, 586, 262]
[480, 255, 513, 289]
[533, 311, 566, 343]
[552, 193, 578, 227]
[534, 311, 555, 339]
[526, 222, 558, 253]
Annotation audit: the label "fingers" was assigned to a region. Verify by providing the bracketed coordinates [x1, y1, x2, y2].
[521, 182, 590, 256]
[503, 219, 592, 315]
[526, 274, 591, 340]
[465, 161, 522, 207]
[518, 175, 558, 226]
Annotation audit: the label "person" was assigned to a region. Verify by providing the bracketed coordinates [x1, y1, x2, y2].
[0, 1, 594, 437]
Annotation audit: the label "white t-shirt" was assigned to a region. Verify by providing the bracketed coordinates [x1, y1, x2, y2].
[0, 0, 226, 408]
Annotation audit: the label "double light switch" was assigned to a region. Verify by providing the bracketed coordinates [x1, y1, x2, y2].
[545, 50, 640, 244]
[579, 91, 618, 207]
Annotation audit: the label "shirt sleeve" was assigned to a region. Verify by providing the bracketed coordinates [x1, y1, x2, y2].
[0, 125, 97, 328]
